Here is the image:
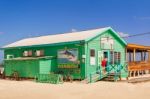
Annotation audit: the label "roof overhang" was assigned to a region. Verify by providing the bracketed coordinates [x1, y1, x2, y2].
[127, 43, 150, 51]
[1, 40, 84, 50]
[85, 27, 127, 46]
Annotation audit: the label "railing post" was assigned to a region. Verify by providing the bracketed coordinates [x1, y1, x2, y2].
[99, 68, 102, 79]
[90, 74, 92, 83]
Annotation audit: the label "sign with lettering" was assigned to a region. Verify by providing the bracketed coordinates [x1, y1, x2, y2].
[57, 49, 79, 68]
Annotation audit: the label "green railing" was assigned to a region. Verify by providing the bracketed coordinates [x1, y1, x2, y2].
[36, 73, 63, 84]
[89, 64, 128, 83]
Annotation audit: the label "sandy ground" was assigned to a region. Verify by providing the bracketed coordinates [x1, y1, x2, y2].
[0, 79, 150, 99]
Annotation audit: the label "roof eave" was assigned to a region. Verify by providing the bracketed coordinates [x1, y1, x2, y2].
[109, 28, 127, 45]
[1, 40, 85, 50]
[85, 27, 111, 42]
[85, 27, 127, 46]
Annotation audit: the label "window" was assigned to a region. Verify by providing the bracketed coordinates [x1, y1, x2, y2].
[35, 50, 44, 56]
[114, 52, 121, 64]
[90, 49, 96, 65]
[118, 52, 121, 64]
[90, 49, 95, 57]
[101, 43, 104, 49]
[6, 55, 14, 59]
[110, 44, 113, 49]
[109, 51, 121, 65]
[110, 51, 114, 64]
[100, 37, 114, 49]
[100, 37, 107, 49]
[114, 52, 117, 64]
[23, 50, 32, 57]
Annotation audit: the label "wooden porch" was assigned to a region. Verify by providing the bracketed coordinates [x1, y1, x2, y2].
[126, 44, 150, 77]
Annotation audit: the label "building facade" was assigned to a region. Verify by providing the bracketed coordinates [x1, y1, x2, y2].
[1, 27, 128, 80]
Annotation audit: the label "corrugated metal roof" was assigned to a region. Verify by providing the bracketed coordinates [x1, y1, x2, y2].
[3, 27, 110, 48]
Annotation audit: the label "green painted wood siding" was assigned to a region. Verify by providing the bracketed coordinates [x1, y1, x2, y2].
[4, 30, 127, 79]
[85, 30, 127, 78]
[5, 59, 39, 78]
[4, 43, 85, 79]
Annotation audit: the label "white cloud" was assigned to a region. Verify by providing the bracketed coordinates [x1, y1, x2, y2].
[118, 32, 129, 37]
[71, 28, 78, 32]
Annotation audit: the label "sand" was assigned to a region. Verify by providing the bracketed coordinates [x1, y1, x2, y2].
[0, 79, 150, 99]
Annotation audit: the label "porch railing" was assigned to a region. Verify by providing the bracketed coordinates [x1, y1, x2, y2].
[89, 64, 128, 83]
[128, 61, 150, 77]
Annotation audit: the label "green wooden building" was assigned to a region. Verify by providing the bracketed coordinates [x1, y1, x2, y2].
[1, 27, 128, 81]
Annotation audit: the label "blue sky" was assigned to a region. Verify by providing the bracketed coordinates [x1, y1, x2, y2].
[0, 0, 150, 61]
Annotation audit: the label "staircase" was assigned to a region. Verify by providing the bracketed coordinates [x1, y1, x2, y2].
[102, 73, 121, 81]
[82, 64, 127, 83]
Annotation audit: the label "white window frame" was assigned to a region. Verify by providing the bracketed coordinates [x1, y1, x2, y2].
[90, 49, 96, 66]
[35, 50, 44, 57]
[23, 50, 32, 57]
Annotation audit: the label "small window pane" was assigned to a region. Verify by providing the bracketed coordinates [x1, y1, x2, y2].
[114, 52, 121, 64]
[36, 50, 44, 56]
[23, 51, 28, 57]
[90, 49, 95, 57]
[23, 50, 32, 57]
[110, 51, 114, 64]
[28, 50, 32, 56]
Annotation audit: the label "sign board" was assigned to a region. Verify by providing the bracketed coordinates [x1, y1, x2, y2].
[57, 49, 79, 68]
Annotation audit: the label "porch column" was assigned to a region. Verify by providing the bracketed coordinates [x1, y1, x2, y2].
[141, 51, 143, 61]
[148, 51, 150, 62]
[143, 51, 146, 61]
[129, 52, 132, 62]
[133, 49, 136, 62]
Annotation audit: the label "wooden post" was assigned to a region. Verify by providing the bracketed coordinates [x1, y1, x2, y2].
[148, 51, 150, 62]
[133, 71, 136, 77]
[129, 71, 131, 77]
[129, 52, 131, 62]
[130, 71, 132, 77]
[141, 70, 143, 76]
[144, 51, 146, 61]
[137, 70, 140, 76]
[141, 51, 143, 61]
[133, 49, 136, 62]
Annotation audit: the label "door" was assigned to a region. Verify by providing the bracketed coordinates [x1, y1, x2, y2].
[39, 60, 51, 74]
[102, 51, 110, 72]
[103, 51, 110, 65]
[98, 51, 102, 68]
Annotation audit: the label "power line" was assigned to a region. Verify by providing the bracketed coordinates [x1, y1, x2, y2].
[121, 32, 150, 38]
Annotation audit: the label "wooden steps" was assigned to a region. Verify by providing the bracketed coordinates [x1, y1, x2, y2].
[90, 74, 100, 83]
[102, 73, 121, 81]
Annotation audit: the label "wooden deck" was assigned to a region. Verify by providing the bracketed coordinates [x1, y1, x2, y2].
[128, 76, 150, 83]
[128, 61, 150, 77]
